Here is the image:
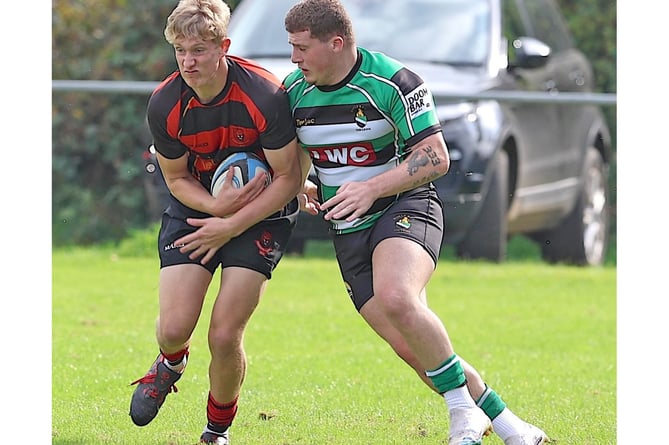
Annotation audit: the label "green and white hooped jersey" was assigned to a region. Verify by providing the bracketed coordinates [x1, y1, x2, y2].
[284, 47, 442, 234]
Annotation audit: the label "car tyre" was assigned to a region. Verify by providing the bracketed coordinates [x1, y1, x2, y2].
[456, 150, 509, 262]
[538, 147, 609, 266]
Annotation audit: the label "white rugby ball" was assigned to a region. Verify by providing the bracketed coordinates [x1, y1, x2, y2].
[210, 152, 272, 197]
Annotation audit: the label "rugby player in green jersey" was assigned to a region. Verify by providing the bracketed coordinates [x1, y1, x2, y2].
[283, 1, 548, 444]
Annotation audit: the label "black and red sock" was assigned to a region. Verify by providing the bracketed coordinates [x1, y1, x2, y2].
[206, 392, 239, 432]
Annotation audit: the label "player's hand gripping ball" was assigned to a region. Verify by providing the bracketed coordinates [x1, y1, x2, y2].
[210, 152, 272, 197]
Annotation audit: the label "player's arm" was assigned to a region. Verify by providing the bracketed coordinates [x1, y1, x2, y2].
[156, 152, 210, 211]
[157, 151, 265, 217]
[368, 132, 450, 197]
[173, 139, 301, 264]
[298, 146, 313, 185]
[220, 137, 303, 237]
[297, 147, 320, 215]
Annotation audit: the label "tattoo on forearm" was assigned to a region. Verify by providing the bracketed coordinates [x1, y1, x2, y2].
[406, 152, 428, 176]
[424, 145, 441, 166]
[406, 145, 441, 176]
[405, 145, 442, 188]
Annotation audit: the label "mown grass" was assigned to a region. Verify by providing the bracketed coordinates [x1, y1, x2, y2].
[52, 234, 616, 444]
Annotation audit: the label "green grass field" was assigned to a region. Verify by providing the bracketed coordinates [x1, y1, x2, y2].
[52, 242, 616, 444]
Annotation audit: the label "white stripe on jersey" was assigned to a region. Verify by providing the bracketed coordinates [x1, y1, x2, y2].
[297, 118, 394, 145]
[317, 161, 397, 187]
[327, 211, 383, 232]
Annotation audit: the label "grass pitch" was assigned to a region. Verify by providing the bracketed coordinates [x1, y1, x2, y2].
[51, 243, 616, 444]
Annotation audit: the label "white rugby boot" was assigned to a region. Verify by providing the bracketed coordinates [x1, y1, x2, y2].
[448, 406, 493, 445]
[503, 422, 548, 445]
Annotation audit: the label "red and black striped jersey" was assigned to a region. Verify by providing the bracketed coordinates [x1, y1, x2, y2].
[147, 55, 295, 189]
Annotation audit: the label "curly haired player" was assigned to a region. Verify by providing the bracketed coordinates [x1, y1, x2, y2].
[284, 1, 548, 444]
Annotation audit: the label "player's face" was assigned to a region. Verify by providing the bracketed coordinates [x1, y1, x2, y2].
[288, 30, 341, 86]
[173, 37, 230, 94]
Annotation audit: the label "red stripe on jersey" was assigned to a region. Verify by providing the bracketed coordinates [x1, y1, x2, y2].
[179, 124, 259, 155]
[227, 55, 284, 89]
[174, 82, 265, 156]
[147, 57, 292, 181]
[166, 99, 183, 141]
[220, 81, 268, 133]
[153, 71, 180, 94]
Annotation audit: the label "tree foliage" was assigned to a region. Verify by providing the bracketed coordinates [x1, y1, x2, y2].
[52, 0, 615, 246]
[53, 0, 177, 245]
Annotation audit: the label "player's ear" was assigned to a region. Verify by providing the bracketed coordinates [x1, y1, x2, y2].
[220, 37, 231, 54]
[331, 35, 344, 52]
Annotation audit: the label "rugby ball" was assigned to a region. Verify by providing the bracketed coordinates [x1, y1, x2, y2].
[210, 152, 272, 197]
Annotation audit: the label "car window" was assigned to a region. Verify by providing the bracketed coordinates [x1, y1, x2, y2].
[227, 1, 295, 57]
[229, 0, 491, 66]
[519, 0, 573, 51]
[501, 0, 527, 40]
[346, 0, 491, 65]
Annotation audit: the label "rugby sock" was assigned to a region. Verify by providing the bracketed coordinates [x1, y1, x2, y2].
[203, 423, 229, 435]
[425, 354, 476, 409]
[206, 392, 239, 432]
[161, 348, 189, 373]
[475, 385, 506, 419]
[476, 385, 525, 441]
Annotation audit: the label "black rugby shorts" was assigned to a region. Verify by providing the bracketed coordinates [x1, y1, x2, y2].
[158, 197, 299, 279]
[332, 184, 444, 311]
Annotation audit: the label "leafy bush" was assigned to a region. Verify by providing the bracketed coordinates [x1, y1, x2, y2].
[115, 222, 160, 257]
[52, 0, 178, 246]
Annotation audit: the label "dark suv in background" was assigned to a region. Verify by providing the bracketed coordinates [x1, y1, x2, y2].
[230, 0, 613, 265]
[147, 0, 612, 265]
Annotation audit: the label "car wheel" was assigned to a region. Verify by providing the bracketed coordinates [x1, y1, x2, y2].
[456, 150, 509, 262]
[539, 147, 609, 266]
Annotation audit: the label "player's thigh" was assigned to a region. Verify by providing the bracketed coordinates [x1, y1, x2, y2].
[332, 230, 374, 311]
[158, 263, 213, 334]
[372, 237, 435, 298]
[210, 266, 267, 331]
[370, 187, 442, 297]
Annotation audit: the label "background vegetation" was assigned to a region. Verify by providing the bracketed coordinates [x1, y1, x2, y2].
[51, 0, 616, 247]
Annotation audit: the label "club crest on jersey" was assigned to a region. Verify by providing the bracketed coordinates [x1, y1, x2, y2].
[406, 85, 433, 118]
[354, 106, 368, 128]
[395, 215, 412, 232]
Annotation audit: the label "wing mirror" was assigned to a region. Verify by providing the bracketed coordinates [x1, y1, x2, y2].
[508, 36, 551, 70]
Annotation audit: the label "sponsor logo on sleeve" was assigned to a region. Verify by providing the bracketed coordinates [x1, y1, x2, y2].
[405, 85, 433, 118]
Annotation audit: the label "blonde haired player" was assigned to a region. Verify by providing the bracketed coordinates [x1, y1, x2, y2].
[128, 0, 301, 443]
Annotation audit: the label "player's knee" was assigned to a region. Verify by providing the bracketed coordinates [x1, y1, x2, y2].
[208, 324, 242, 356]
[157, 324, 191, 349]
[374, 288, 413, 320]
